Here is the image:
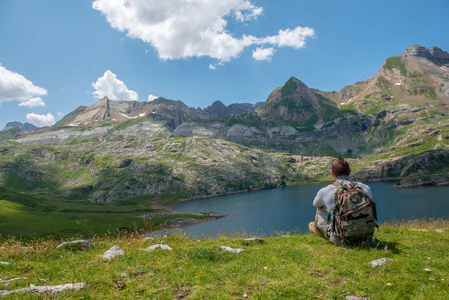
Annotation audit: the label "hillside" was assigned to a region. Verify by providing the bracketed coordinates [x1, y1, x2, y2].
[314, 45, 449, 106]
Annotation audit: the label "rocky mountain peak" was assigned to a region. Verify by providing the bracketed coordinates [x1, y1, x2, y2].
[204, 101, 230, 118]
[3, 121, 37, 132]
[403, 45, 449, 67]
[258, 76, 339, 127]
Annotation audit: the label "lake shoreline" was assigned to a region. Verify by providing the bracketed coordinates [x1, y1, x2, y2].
[147, 178, 448, 236]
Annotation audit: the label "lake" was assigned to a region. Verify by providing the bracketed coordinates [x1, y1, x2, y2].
[160, 181, 449, 238]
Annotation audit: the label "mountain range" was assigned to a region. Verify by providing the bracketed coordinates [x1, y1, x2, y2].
[1, 45, 449, 203]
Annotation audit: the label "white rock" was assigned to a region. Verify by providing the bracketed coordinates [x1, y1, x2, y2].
[0, 282, 86, 296]
[220, 246, 246, 254]
[244, 237, 264, 242]
[410, 229, 446, 233]
[140, 244, 173, 251]
[345, 296, 368, 300]
[369, 258, 393, 267]
[0, 262, 10, 265]
[102, 246, 125, 260]
[56, 240, 94, 249]
[0, 277, 27, 284]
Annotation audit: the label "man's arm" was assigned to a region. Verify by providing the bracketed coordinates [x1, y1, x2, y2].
[312, 188, 325, 208]
[358, 182, 373, 200]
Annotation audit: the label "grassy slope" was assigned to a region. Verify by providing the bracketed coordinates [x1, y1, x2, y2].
[0, 187, 211, 239]
[0, 220, 448, 299]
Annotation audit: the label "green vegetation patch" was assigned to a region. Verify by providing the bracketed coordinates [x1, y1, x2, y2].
[0, 186, 210, 239]
[227, 112, 262, 128]
[383, 56, 407, 76]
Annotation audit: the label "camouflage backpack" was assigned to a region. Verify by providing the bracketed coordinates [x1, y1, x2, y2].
[329, 181, 378, 243]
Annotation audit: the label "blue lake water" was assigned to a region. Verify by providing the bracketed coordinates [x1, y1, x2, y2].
[160, 181, 449, 238]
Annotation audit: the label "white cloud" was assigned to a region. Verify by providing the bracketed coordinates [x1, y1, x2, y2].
[18, 97, 46, 108]
[26, 113, 55, 127]
[147, 94, 158, 101]
[0, 64, 47, 104]
[261, 26, 315, 49]
[92, 70, 139, 100]
[252, 47, 275, 61]
[92, 0, 314, 66]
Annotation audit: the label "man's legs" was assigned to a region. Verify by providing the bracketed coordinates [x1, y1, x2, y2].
[311, 207, 342, 245]
[314, 207, 331, 236]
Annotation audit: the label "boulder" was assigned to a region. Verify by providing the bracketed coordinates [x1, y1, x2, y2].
[56, 240, 94, 250]
[220, 246, 246, 254]
[102, 246, 125, 260]
[369, 258, 392, 267]
[140, 244, 173, 251]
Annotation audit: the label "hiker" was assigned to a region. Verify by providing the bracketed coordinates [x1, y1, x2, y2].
[310, 157, 376, 245]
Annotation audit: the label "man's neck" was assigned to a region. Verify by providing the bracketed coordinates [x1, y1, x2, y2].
[335, 175, 350, 181]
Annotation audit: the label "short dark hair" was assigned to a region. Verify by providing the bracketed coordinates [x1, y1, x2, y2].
[332, 156, 351, 177]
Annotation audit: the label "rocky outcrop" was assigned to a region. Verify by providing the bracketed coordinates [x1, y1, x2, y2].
[403, 45, 449, 67]
[353, 149, 449, 186]
[171, 122, 227, 138]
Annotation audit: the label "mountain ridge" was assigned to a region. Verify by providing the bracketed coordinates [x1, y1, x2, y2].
[313, 45, 449, 105]
[1, 45, 449, 204]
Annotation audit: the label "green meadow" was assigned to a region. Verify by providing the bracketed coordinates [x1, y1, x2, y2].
[0, 187, 210, 239]
[0, 219, 448, 299]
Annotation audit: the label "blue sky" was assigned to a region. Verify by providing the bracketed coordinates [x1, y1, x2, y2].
[1, 0, 448, 129]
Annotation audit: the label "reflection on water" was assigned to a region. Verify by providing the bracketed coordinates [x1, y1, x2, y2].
[150, 181, 449, 238]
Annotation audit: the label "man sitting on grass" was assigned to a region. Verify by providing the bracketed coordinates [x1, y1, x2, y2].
[310, 157, 374, 245]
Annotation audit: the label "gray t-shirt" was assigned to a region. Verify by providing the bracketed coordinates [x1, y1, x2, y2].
[313, 176, 373, 210]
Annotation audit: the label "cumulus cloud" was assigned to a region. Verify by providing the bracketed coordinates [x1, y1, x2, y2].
[26, 113, 55, 127]
[18, 97, 46, 108]
[147, 94, 158, 101]
[261, 27, 315, 49]
[0, 64, 47, 104]
[92, 0, 314, 66]
[252, 47, 275, 61]
[92, 70, 139, 100]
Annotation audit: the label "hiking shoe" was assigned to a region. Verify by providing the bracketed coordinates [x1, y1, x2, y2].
[309, 222, 324, 237]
